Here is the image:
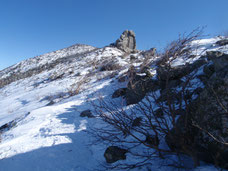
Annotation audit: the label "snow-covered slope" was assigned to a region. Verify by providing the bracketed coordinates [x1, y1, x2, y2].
[0, 37, 227, 171]
[0, 44, 96, 79]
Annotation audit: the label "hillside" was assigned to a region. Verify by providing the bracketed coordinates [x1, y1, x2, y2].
[0, 30, 228, 170]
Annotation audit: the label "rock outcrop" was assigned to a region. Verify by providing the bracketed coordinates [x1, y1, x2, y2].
[216, 39, 228, 46]
[113, 30, 136, 53]
[104, 146, 128, 163]
[165, 51, 228, 169]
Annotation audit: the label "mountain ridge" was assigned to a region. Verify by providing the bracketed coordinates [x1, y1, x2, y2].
[0, 31, 228, 170]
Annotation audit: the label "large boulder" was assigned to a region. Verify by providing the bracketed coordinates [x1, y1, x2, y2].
[104, 146, 128, 163]
[125, 74, 159, 105]
[114, 30, 136, 53]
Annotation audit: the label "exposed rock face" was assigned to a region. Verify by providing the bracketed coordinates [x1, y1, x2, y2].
[191, 66, 228, 167]
[157, 59, 207, 81]
[104, 146, 128, 163]
[115, 30, 136, 53]
[125, 74, 159, 105]
[216, 39, 228, 46]
[165, 52, 228, 168]
[206, 51, 228, 72]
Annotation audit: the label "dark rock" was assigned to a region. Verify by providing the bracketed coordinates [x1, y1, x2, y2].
[104, 146, 128, 163]
[0, 123, 10, 131]
[206, 52, 228, 72]
[203, 64, 215, 78]
[0, 120, 17, 133]
[125, 75, 159, 105]
[132, 117, 142, 127]
[100, 62, 121, 71]
[80, 110, 94, 118]
[166, 66, 228, 168]
[145, 135, 159, 147]
[157, 59, 207, 81]
[130, 55, 136, 61]
[114, 30, 136, 53]
[157, 89, 181, 104]
[159, 79, 183, 91]
[112, 88, 127, 98]
[216, 39, 228, 46]
[154, 108, 164, 118]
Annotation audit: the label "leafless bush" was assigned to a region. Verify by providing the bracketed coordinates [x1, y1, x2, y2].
[89, 29, 207, 170]
[157, 27, 204, 67]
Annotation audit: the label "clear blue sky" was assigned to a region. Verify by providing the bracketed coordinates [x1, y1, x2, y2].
[0, 0, 228, 70]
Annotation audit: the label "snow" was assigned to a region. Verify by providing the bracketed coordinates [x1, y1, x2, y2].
[171, 37, 228, 67]
[0, 38, 226, 170]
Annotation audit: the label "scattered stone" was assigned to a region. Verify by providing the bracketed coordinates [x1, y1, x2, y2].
[104, 146, 128, 163]
[80, 110, 94, 118]
[112, 88, 127, 98]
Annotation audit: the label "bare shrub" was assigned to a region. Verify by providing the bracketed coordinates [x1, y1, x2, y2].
[157, 27, 204, 67]
[88, 29, 207, 170]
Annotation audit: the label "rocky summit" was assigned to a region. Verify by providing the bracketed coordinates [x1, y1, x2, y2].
[114, 30, 137, 53]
